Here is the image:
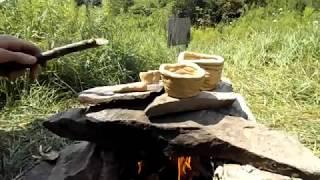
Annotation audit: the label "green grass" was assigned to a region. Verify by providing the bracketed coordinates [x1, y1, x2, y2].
[0, 0, 319, 179]
[190, 7, 320, 142]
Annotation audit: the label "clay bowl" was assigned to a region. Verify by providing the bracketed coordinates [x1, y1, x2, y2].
[159, 63, 205, 98]
[178, 51, 224, 90]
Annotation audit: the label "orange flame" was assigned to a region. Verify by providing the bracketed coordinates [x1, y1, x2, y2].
[138, 161, 143, 175]
[178, 156, 192, 180]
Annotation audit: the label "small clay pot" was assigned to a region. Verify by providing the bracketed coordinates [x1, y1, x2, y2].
[139, 70, 161, 85]
[159, 63, 205, 98]
[178, 51, 224, 91]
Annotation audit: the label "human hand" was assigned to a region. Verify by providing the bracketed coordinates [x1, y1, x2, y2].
[0, 35, 42, 80]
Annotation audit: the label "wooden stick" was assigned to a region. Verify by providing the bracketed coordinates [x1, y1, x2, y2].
[37, 38, 108, 63]
[0, 38, 108, 76]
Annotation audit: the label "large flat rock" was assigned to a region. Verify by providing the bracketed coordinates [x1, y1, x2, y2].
[194, 118, 320, 179]
[150, 97, 255, 124]
[44, 108, 320, 179]
[150, 110, 227, 125]
[145, 92, 237, 117]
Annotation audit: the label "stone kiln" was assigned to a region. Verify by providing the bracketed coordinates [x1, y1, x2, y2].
[23, 78, 320, 180]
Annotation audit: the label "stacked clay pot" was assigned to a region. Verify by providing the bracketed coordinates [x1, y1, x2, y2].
[178, 51, 224, 90]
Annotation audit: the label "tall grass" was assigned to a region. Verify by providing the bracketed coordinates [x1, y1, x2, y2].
[0, 0, 319, 179]
[190, 6, 320, 154]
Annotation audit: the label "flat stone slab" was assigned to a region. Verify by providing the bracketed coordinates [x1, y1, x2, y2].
[78, 83, 163, 105]
[145, 92, 237, 117]
[150, 94, 255, 124]
[149, 94, 255, 123]
[44, 108, 320, 179]
[208, 118, 320, 179]
[81, 82, 148, 95]
[213, 164, 302, 180]
[87, 109, 150, 123]
[150, 110, 227, 125]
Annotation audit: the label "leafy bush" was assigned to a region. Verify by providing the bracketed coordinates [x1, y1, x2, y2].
[158, 0, 175, 8]
[171, 0, 319, 26]
[128, 0, 175, 16]
[172, 0, 259, 26]
[75, 0, 102, 6]
[130, 5, 153, 16]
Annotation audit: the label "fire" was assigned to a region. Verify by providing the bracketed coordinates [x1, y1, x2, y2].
[136, 157, 192, 179]
[177, 156, 192, 180]
[137, 161, 143, 175]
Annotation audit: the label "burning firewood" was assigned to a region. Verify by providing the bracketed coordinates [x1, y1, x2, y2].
[177, 156, 192, 180]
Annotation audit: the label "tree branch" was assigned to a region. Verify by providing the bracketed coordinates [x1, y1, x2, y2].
[0, 38, 108, 75]
[37, 38, 108, 63]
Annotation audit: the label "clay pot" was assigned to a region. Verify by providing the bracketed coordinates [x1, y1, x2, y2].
[139, 70, 161, 85]
[159, 63, 205, 98]
[178, 51, 224, 91]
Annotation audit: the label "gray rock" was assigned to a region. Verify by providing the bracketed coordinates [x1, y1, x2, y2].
[205, 117, 320, 179]
[213, 164, 301, 180]
[24, 142, 134, 180]
[87, 109, 150, 123]
[78, 83, 163, 105]
[44, 110, 320, 179]
[214, 77, 233, 92]
[43, 108, 156, 149]
[23, 161, 53, 180]
[48, 142, 100, 180]
[145, 92, 237, 117]
[24, 142, 101, 180]
[210, 78, 255, 121]
[150, 109, 226, 125]
[150, 93, 255, 124]
[218, 93, 256, 121]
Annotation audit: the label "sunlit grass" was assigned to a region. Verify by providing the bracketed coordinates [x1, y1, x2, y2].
[190, 7, 320, 155]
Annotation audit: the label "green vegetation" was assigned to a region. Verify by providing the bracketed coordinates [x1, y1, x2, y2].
[172, 0, 263, 26]
[0, 0, 319, 179]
